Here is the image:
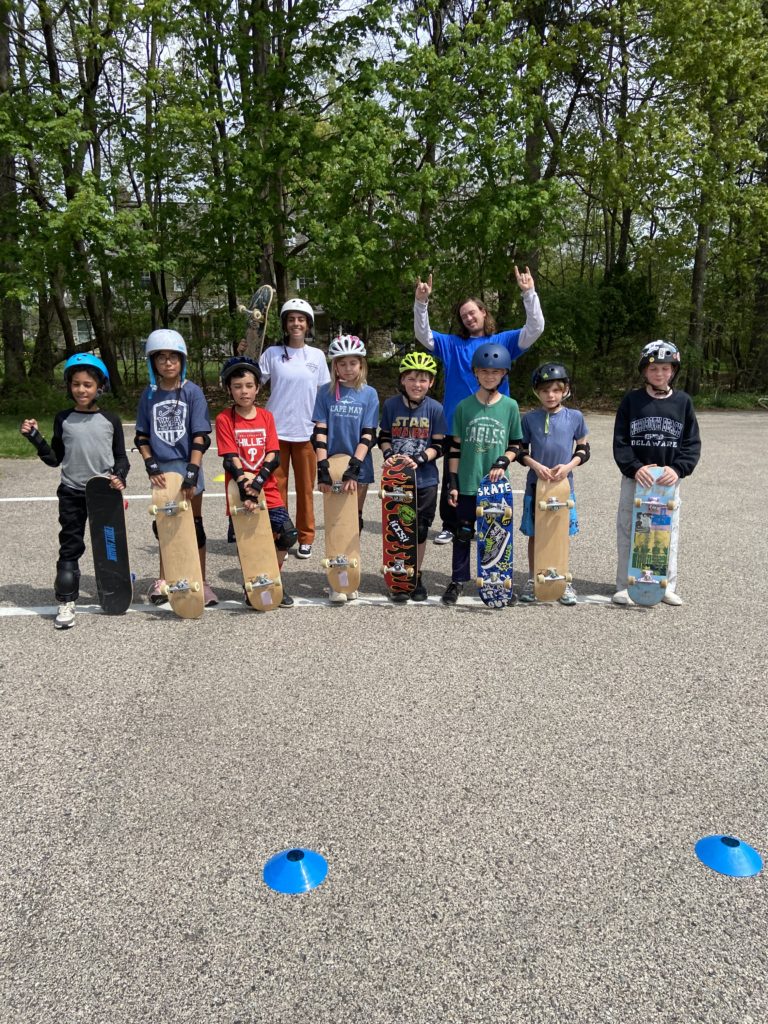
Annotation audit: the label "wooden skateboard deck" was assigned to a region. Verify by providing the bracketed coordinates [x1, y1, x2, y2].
[533, 478, 574, 602]
[475, 475, 514, 608]
[627, 467, 678, 607]
[322, 453, 361, 596]
[228, 475, 283, 611]
[86, 476, 133, 614]
[379, 459, 418, 597]
[239, 284, 275, 359]
[148, 471, 204, 619]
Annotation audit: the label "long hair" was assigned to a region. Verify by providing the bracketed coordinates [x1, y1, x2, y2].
[328, 356, 368, 394]
[453, 296, 496, 339]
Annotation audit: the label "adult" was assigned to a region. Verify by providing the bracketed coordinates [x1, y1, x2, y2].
[413, 267, 545, 541]
[258, 299, 330, 558]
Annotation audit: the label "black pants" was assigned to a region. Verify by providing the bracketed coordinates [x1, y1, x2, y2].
[439, 453, 458, 533]
[57, 485, 88, 562]
[450, 494, 476, 582]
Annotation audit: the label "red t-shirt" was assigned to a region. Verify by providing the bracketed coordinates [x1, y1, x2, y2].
[215, 406, 282, 512]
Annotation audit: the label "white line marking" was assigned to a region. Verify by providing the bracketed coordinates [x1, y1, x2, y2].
[0, 489, 525, 505]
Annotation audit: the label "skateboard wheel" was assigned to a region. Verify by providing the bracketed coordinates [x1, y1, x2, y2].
[161, 583, 171, 596]
[666, 500, 677, 511]
[627, 575, 635, 587]
[379, 565, 387, 575]
[660, 578, 668, 589]
[378, 489, 386, 500]
[349, 559, 359, 569]
[536, 573, 546, 585]
[231, 504, 244, 516]
[148, 505, 158, 516]
[258, 497, 267, 511]
[634, 498, 642, 508]
[407, 567, 415, 578]
[475, 506, 484, 518]
[321, 558, 331, 569]
[191, 582, 201, 592]
[567, 499, 575, 509]
[178, 500, 190, 512]
[538, 500, 547, 511]
[566, 573, 573, 583]
[475, 577, 483, 589]
[503, 578, 512, 590]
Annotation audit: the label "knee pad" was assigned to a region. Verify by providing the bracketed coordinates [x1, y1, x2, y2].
[417, 519, 430, 544]
[55, 559, 80, 601]
[456, 520, 474, 544]
[276, 520, 298, 551]
[194, 516, 206, 548]
[358, 513, 364, 534]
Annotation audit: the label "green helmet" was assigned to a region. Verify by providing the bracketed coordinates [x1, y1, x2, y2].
[399, 351, 438, 377]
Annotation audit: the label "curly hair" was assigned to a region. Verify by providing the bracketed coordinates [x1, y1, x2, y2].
[453, 296, 496, 339]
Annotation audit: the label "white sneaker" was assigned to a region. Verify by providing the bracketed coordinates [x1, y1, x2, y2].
[347, 590, 359, 602]
[433, 529, 453, 545]
[559, 583, 577, 606]
[612, 589, 634, 606]
[54, 601, 76, 630]
[329, 590, 347, 604]
[519, 579, 536, 604]
[662, 590, 684, 606]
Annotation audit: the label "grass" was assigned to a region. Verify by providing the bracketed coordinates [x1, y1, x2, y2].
[1, 416, 56, 458]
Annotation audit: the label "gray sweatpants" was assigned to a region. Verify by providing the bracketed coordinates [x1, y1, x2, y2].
[615, 475, 681, 593]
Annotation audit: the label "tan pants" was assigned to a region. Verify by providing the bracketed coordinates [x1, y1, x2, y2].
[274, 440, 318, 545]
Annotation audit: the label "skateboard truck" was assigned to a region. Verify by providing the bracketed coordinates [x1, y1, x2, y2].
[322, 555, 359, 569]
[538, 496, 575, 511]
[245, 574, 276, 591]
[148, 500, 189, 517]
[161, 579, 201, 595]
[380, 560, 415, 577]
[536, 567, 572, 584]
[379, 486, 413, 502]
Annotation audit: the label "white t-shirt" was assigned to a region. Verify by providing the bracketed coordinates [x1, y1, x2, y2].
[259, 343, 331, 441]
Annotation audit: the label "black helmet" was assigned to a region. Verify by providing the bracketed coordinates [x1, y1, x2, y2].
[220, 356, 261, 387]
[531, 363, 570, 390]
[471, 344, 512, 371]
[638, 341, 680, 381]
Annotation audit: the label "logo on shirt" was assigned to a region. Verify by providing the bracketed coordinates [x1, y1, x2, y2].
[466, 415, 507, 454]
[235, 426, 267, 472]
[153, 400, 188, 445]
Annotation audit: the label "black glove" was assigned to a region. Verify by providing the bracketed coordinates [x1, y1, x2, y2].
[317, 459, 333, 487]
[412, 450, 429, 466]
[23, 426, 45, 451]
[182, 463, 199, 489]
[144, 456, 161, 477]
[491, 455, 510, 470]
[342, 457, 363, 482]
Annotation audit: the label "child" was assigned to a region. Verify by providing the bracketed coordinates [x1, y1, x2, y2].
[20, 354, 129, 630]
[312, 334, 379, 604]
[378, 351, 447, 601]
[443, 344, 523, 604]
[612, 340, 701, 606]
[134, 329, 217, 606]
[215, 356, 298, 607]
[516, 363, 589, 605]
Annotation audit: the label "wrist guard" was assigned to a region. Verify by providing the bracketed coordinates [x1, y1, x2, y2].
[412, 450, 429, 466]
[342, 456, 363, 482]
[144, 456, 161, 477]
[491, 455, 510, 470]
[237, 478, 253, 503]
[317, 459, 332, 487]
[574, 442, 591, 465]
[447, 472, 459, 492]
[381, 448, 395, 461]
[183, 463, 200, 489]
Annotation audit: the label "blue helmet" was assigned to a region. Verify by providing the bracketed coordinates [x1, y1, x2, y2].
[220, 356, 261, 388]
[472, 344, 511, 372]
[63, 353, 110, 391]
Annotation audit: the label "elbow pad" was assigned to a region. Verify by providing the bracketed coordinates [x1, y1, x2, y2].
[134, 432, 151, 451]
[311, 427, 328, 451]
[191, 434, 211, 454]
[360, 427, 377, 451]
[428, 436, 444, 458]
[222, 454, 244, 480]
[574, 442, 590, 465]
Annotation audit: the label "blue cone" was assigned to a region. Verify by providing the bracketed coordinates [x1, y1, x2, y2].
[695, 835, 763, 878]
[262, 848, 328, 894]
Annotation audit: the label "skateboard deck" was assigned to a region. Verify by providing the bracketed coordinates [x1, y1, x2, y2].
[322, 453, 361, 596]
[228, 475, 283, 611]
[475, 474, 514, 608]
[379, 459, 418, 597]
[627, 467, 678, 607]
[533, 478, 574, 602]
[148, 471, 204, 619]
[86, 476, 133, 614]
[239, 284, 275, 359]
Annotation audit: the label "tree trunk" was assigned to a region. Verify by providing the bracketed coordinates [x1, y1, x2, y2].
[686, 216, 710, 395]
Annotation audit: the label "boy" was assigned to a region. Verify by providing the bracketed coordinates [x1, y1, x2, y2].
[20, 354, 129, 630]
[443, 344, 523, 604]
[516, 363, 589, 605]
[216, 357, 298, 607]
[612, 341, 701, 606]
[378, 351, 447, 601]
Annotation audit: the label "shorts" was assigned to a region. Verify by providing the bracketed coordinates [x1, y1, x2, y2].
[157, 458, 205, 496]
[519, 480, 579, 538]
[417, 484, 438, 536]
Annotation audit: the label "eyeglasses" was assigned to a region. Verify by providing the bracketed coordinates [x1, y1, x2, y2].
[155, 353, 181, 363]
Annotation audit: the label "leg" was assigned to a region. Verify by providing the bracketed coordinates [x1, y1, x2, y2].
[665, 486, 682, 593]
[614, 475, 635, 591]
[292, 440, 318, 546]
[56, 486, 87, 601]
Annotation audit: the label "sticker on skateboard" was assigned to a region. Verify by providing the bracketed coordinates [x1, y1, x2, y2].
[475, 474, 514, 608]
[627, 467, 678, 607]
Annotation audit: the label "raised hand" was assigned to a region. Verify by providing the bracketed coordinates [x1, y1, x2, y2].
[415, 274, 433, 302]
[514, 265, 535, 292]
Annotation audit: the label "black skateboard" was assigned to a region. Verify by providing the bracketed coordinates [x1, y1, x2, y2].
[86, 476, 133, 614]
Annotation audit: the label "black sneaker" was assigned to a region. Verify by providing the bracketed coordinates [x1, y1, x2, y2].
[441, 580, 463, 605]
[411, 574, 428, 602]
[280, 589, 294, 607]
[390, 590, 409, 603]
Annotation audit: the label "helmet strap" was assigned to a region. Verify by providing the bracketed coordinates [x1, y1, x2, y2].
[649, 383, 672, 397]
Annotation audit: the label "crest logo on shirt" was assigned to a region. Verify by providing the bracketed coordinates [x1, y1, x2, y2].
[153, 400, 188, 445]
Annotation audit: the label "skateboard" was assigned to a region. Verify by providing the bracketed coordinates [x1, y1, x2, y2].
[238, 284, 275, 359]
[148, 471, 204, 619]
[321, 453, 361, 596]
[379, 459, 418, 597]
[533, 478, 574, 602]
[228, 475, 283, 611]
[627, 466, 678, 607]
[475, 474, 514, 608]
[85, 476, 133, 614]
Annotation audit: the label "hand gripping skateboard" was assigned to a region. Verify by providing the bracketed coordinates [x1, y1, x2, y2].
[228, 474, 283, 611]
[379, 458, 418, 597]
[627, 466, 678, 607]
[321, 453, 361, 596]
[533, 478, 574, 602]
[475, 474, 514, 608]
[238, 284, 275, 359]
[86, 475, 133, 614]
[148, 471, 204, 619]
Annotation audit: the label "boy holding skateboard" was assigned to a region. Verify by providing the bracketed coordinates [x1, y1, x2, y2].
[378, 351, 447, 601]
[612, 341, 701, 606]
[20, 354, 129, 630]
[443, 344, 523, 604]
[135, 329, 217, 606]
[516, 363, 589, 605]
[215, 357, 298, 607]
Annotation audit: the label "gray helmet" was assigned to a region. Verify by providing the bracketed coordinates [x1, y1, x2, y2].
[145, 328, 187, 388]
[472, 343, 511, 371]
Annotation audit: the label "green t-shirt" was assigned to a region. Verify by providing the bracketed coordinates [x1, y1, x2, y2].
[452, 394, 522, 495]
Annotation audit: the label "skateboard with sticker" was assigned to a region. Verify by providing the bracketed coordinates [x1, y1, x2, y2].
[533, 478, 574, 602]
[148, 471, 204, 619]
[379, 459, 418, 598]
[475, 474, 514, 608]
[627, 466, 678, 607]
[321, 453, 361, 597]
[238, 284, 275, 359]
[228, 473, 283, 611]
[86, 475, 133, 614]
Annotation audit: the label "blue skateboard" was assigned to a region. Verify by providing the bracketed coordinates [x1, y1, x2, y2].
[627, 467, 678, 607]
[475, 475, 514, 609]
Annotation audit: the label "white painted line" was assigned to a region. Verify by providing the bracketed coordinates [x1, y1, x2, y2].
[0, 489, 525, 505]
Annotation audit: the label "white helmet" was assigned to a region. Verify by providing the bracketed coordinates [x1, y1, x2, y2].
[145, 328, 187, 389]
[280, 298, 314, 326]
[328, 334, 366, 360]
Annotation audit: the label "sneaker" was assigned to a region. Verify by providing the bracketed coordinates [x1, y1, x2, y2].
[203, 582, 218, 606]
[662, 590, 684, 606]
[612, 589, 634, 606]
[347, 590, 359, 602]
[280, 589, 294, 607]
[54, 601, 76, 630]
[329, 589, 347, 605]
[559, 583, 577, 606]
[148, 579, 168, 605]
[519, 579, 536, 604]
[411, 573, 428, 602]
[390, 590, 409, 603]
[434, 529, 453, 545]
[296, 544, 312, 559]
[441, 580, 463, 605]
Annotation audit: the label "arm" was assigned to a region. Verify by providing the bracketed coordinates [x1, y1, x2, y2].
[413, 274, 436, 351]
[513, 266, 544, 352]
[107, 412, 130, 489]
[20, 417, 62, 467]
